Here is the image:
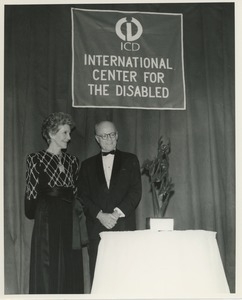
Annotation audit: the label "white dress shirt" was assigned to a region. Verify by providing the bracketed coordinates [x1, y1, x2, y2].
[102, 153, 114, 189]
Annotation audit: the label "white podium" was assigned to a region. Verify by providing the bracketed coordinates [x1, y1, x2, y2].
[91, 230, 230, 297]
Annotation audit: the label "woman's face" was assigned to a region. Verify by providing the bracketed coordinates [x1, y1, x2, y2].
[49, 124, 71, 150]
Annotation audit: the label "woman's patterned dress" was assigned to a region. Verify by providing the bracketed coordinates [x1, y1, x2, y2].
[25, 150, 84, 294]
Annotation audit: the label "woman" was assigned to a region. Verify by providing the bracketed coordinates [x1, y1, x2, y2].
[25, 112, 86, 294]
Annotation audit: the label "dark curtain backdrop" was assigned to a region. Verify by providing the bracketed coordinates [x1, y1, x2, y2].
[4, 2, 235, 295]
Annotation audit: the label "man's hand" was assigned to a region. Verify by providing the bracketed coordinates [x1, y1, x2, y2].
[112, 210, 120, 219]
[96, 211, 118, 229]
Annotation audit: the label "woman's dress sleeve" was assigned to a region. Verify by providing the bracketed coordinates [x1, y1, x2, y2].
[25, 154, 40, 219]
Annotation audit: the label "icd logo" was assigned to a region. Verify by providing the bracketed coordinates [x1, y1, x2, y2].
[115, 16, 142, 51]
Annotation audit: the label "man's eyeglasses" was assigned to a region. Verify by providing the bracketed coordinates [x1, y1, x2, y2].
[96, 132, 117, 140]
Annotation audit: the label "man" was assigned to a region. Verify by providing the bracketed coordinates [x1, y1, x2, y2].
[78, 121, 142, 283]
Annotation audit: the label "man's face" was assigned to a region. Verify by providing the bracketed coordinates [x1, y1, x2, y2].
[95, 122, 118, 152]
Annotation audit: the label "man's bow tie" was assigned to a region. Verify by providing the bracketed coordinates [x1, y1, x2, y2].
[102, 150, 116, 156]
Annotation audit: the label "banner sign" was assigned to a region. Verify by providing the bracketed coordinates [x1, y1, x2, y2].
[71, 8, 186, 110]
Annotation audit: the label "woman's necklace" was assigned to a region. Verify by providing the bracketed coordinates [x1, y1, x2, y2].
[57, 153, 65, 173]
[46, 148, 65, 173]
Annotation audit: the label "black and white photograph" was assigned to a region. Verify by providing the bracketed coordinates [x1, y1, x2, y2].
[2, 0, 241, 299]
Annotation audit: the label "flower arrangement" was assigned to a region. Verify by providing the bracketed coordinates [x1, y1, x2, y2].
[142, 136, 174, 218]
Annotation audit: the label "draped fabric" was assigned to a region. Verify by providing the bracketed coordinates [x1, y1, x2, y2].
[4, 3, 235, 294]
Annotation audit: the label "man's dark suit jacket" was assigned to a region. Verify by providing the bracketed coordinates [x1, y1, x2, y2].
[78, 149, 142, 241]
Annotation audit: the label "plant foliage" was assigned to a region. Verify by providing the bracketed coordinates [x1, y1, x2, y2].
[141, 136, 174, 218]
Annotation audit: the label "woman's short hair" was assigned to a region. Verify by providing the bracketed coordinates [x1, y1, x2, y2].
[42, 112, 75, 144]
